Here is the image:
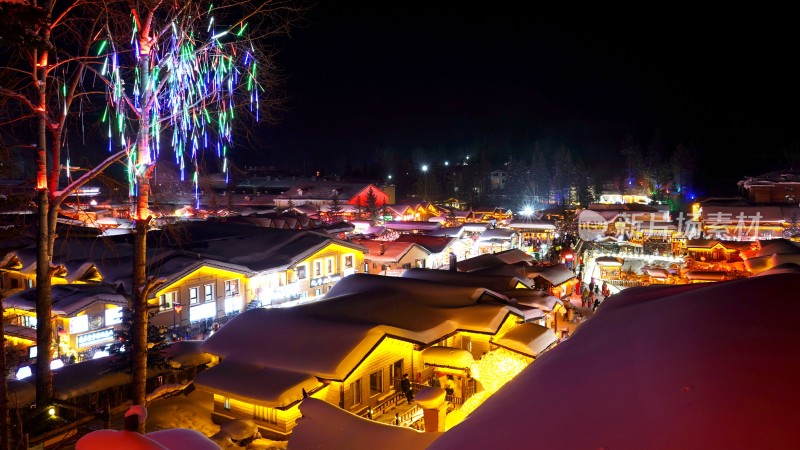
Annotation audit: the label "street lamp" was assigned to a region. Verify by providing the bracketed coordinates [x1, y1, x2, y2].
[421, 164, 429, 173]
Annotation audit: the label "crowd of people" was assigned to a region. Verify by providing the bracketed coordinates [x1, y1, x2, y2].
[577, 278, 610, 313]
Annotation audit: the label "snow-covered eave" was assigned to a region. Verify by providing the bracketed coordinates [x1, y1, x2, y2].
[157, 259, 252, 292]
[194, 371, 324, 410]
[489, 340, 551, 359]
[65, 261, 98, 283]
[55, 297, 128, 317]
[287, 237, 367, 269]
[363, 243, 424, 263]
[326, 311, 521, 382]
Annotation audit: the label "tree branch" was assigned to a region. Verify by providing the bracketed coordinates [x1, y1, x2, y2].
[53, 149, 127, 206]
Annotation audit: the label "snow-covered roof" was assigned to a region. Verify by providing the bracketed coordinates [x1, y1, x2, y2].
[685, 271, 728, 281]
[276, 181, 385, 201]
[194, 359, 321, 408]
[3, 283, 126, 316]
[477, 228, 516, 241]
[701, 205, 785, 223]
[47, 357, 166, 400]
[161, 340, 215, 368]
[756, 238, 800, 257]
[507, 219, 556, 230]
[500, 289, 563, 312]
[595, 256, 623, 266]
[2, 323, 37, 341]
[394, 235, 457, 254]
[744, 253, 800, 274]
[430, 273, 800, 450]
[461, 222, 490, 232]
[490, 249, 535, 265]
[754, 263, 800, 276]
[383, 221, 442, 232]
[467, 264, 531, 280]
[289, 398, 442, 450]
[528, 264, 575, 287]
[201, 275, 523, 381]
[457, 252, 532, 273]
[645, 268, 670, 278]
[360, 240, 427, 262]
[425, 225, 465, 238]
[151, 222, 366, 273]
[402, 268, 533, 290]
[492, 323, 557, 358]
[420, 346, 475, 369]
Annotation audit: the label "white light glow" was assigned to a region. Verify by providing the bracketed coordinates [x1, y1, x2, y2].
[16, 366, 32, 379]
[421, 164, 429, 172]
[50, 359, 64, 370]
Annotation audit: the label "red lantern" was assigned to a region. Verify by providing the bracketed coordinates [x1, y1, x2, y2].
[174, 304, 183, 314]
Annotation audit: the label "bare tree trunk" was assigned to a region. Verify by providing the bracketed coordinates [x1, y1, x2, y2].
[131, 168, 154, 433]
[34, 45, 54, 408]
[131, 210, 148, 409]
[0, 304, 9, 450]
[35, 189, 54, 410]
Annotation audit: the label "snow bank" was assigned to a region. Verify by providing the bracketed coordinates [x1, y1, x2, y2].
[147, 390, 219, 437]
[431, 273, 800, 450]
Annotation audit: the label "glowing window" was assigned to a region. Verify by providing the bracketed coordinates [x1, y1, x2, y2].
[369, 370, 383, 396]
[351, 379, 362, 406]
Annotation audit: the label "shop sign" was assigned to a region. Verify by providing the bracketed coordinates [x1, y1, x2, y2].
[77, 327, 115, 348]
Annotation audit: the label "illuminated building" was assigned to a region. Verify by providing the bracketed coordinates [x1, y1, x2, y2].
[194, 274, 550, 439]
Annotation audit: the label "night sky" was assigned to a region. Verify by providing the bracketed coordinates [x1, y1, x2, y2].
[255, 3, 799, 195]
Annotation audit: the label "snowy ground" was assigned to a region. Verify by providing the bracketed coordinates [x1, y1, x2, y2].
[146, 390, 287, 450]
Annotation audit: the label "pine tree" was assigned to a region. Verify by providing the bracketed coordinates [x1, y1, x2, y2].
[646, 129, 665, 192]
[328, 194, 343, 222]
[531, 146, 549, 205]
[620, 133, 644, 190]
[671, 142, 695, 195]
[363, 188, 381, 224]
[105, 308, 169, 375]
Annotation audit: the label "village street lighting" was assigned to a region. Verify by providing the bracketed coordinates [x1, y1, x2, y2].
[421, 164, 429, 172]
[174, 303, 183, 328]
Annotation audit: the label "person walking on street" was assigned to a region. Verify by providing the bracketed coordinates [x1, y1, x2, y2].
[401, 373, 414, 404]
[593, 297, 601, 313]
